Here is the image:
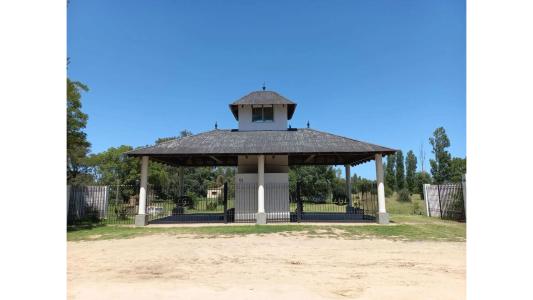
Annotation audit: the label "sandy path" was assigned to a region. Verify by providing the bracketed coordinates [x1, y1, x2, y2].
[68, 234, 465, 300]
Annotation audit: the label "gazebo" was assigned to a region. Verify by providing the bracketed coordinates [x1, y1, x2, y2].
[127, 90, 396, 225]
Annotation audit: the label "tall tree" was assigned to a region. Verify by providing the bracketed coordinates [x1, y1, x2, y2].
[385, 155, 396, 190]
[395, 150, 405, 190]
[86, 145, 139, 185]
[429, 127, 452, 183]
[405, 150, 417, 193]
[450, 157, 467, 182]
[67, 78, 91, 183]
[415, 171, 432, 198]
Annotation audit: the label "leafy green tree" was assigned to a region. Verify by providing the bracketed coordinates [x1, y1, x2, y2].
[385, 154, 396, 190]
[331, 176, 347, 201]
[429, 127, 452, 183]
[155, 130, 193, 144]
[350, 173, 358, 194]
[395, 150, 405, 190]
[67, 78, 91, 184]
[405, 150, 417, 193]
[85, 145, 139, 185]
[289, 166, 336, 201]
[415, 171, 432, 198]
[450, 157, 466, 182]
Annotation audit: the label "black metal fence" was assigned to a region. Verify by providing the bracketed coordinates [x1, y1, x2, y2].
[67, 181, 379, 225]
[291, 181, 378, 222]
[148, 183, 232, 224]
[234, 182, 257, 223]
[67, 183, 235, 225]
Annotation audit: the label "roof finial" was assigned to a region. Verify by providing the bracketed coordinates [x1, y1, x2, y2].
[307, 121, 310, 128]
[215, 121, 218, 129]
[262, 82, 266, 91]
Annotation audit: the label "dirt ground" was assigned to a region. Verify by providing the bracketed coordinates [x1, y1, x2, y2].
[67, 233, 465, 300]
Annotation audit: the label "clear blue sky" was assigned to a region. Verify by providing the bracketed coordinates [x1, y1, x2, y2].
[67, 0, 465, 179]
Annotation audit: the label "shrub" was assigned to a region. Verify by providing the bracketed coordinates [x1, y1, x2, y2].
[398, 188, 411, 202]
[385, 186, 393, 197]
[206, 200, 218, 211]
[412, 200, 421, 214]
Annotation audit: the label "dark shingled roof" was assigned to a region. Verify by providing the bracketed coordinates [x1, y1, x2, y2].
[127, 128, 396, 167]
[229, 91, 297, 120]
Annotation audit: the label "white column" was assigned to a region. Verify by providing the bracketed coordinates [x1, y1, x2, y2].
[345, 164, 352, 207]
[178, 166, 184, 197]
[257, 155, 265, 213]
[138, 156, 149, 215]
[375, 153, 388, 224]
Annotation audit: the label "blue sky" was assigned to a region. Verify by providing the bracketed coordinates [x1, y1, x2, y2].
[67, 0, 465, 179]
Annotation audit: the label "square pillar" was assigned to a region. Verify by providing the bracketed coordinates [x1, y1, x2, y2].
[256, 154, 266, 224]
[135, 156, 149, 226]
[375, 153, 389, 224]
[345, 164, 353, 208]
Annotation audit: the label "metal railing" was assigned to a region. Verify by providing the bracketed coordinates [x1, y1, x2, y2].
[67, 181, 380, 225]
[234, 182, 291, 223]
[291, 182, 378, 222]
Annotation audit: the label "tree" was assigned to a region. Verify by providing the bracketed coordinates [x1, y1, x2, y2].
[155, 130, 193, 144]
[85, 145, 139, 185]
[289, 166, 336, 201]
[450, 157, 466, 182]
[415, 171, 432, 198]
[395, 150, 405, 190]
[429, 127, 452, 184]
[385, 154, 396, 190]
[405, 150, 417, 193]
[67, 78, 91, 183]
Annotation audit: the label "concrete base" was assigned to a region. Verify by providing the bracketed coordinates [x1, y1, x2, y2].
[377, 212, 389, 224]
[135, 214, 148, 226]
[256, 212, 267, 225]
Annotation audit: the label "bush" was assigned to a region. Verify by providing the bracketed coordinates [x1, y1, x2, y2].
[206, 200, 218, 211]
[412, 200, 421, 215]
[385, 186, 393, 197]
[398, 188, 411, 202]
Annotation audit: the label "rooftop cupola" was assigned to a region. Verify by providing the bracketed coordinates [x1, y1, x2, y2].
[229, 90, 297, 131]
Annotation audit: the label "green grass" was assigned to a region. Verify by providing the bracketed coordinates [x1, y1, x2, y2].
[386, 193, 426, 215]
[67, 214, 465, 242]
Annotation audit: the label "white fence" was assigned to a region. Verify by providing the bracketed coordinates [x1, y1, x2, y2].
[67, 185, 109, 222]
[234, 182, 290, 222]
[423, 180, 466, 221]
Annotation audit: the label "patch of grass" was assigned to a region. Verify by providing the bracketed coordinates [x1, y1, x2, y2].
[68, 214, 465, 242]
[336, 223, 465, 241]
[386, 193, 426, 215]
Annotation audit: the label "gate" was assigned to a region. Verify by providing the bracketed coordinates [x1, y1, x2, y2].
[423, 183, 465, 221]
[234, 182, 290, 223]
[290, 182, 378, 222]
[148, 183, 234, 224]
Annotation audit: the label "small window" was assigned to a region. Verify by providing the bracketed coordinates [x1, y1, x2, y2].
[251, 105, 274, 122]
[263, 105, 273, 121]
[252, 106, 263, 122]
